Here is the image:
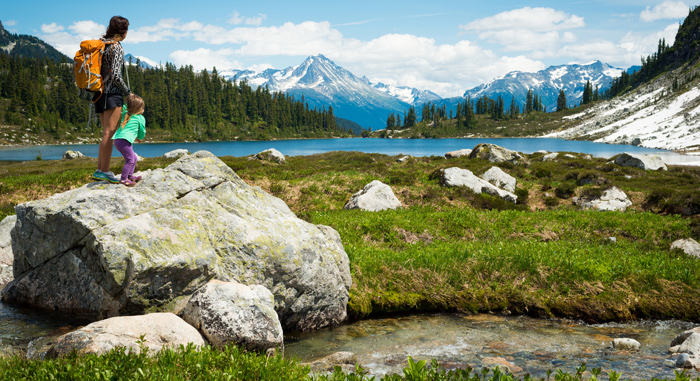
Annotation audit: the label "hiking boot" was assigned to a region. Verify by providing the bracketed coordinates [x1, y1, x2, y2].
[103, 171, 120, 184]
[91, 170, 106, 181]
[129, 174, 142, 183]
[119, 179, 136, 187]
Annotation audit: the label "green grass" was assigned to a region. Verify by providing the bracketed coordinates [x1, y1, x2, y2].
[1, 151, 700, 379]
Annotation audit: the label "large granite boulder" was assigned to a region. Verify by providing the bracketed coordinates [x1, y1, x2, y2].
[614, 153, 667, 171]
[671, 238, 700, 259]
[469, 143, 529, 165]
[3, 151, 351, 331]
[572, 187, 632, 212]
[344, 180, 402, 211]
[42, 313, 205, 358]
[182, 280, 283, 352]
[480, 167, 516, 193]
[0, 215, 16, 286]
[440, 167, 517, 203]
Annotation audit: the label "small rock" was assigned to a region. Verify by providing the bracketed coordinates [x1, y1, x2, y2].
[42, 313, 205, 358]
[670, 239, 700, 259]
[678, 333, 700, 355]
[62, 150, 86, 160]
[344, 180, 402, 211]
[397, 155, 412, 162]
[469, 143, 529, 165]
[564, 154, 576, 159]
[482, 357, 523, 374]
[480, 167, 516, 193]
[573, 186, 632, 212]
[0, 215, 16, 286]
[543, 152, 559, 162]
[677, 353, 691, 367]
[671, 327, 700, 347]
[255, 148, 285, 164]
[182, 280, 283, 353]
[445, 149, 472, 159]
[615, 152, 667, 171]
[163, 149, 189, 159]
[607, 237, 617, 243]
[440, 167, 517, 203]
[613, 338, 641, 351]
[304, 351, 358, 372]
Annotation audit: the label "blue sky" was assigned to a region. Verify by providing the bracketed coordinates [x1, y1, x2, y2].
[3, 0, 693, 96]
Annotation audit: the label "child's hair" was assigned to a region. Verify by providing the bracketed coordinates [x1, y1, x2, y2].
[120, 94, 145, 129]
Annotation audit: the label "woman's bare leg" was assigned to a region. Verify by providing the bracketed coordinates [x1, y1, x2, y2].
[97, 107, 122, 172]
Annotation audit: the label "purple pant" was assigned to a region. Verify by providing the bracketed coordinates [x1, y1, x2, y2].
[114, 139, 137, 181]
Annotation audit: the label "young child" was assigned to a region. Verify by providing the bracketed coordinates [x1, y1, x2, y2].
[112, 94, 146, 186]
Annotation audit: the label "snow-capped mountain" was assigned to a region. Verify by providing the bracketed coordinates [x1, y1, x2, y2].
[462, 61, 624, 112]
[124, 54, 156, 69]
[224, 55, 415, 129]
[370, 81, 442, 105]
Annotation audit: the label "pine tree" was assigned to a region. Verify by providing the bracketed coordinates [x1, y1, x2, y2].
[557, 89, 568, 112]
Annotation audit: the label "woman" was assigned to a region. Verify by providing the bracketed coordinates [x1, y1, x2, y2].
[91, 15, 133, 183]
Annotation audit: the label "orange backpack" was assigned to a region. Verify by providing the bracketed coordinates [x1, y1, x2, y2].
[74, 39, 115, 102]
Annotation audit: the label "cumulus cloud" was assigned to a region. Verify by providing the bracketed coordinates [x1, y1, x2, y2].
[556, 23, 679, 67]
[228, 11, 267, 26]
[640, 1, 689, 22]
[41, 23, 63, 34]
[461, 7, 584, 51]
[169, 47, 244, 72]
[4, 20, 17, 26]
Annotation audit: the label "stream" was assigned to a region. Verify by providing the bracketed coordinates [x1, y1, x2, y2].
[284, 313, 698, 380]
[1, 300, 697, 379]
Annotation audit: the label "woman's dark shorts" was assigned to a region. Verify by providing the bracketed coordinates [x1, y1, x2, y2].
[93, 92, 123, 114]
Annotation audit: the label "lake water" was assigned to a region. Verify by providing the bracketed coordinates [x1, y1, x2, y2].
[1, 138, 700, 165]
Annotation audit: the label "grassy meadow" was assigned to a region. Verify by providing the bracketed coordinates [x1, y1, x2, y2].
[1, 149, 700, 380]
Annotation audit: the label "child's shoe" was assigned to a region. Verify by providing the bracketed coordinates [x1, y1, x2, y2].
[129, 174, 142, 183]
[119, 179, 136, 187]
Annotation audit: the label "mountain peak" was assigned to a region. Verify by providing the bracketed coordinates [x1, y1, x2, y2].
[0, 20, 5, 32]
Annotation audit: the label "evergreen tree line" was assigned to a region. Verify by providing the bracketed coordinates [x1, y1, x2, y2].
[0, 54, 351, 141]
[606, 6, 699, 98]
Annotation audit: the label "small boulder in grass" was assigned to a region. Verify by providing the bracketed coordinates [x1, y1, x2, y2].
[255, 148, 285, 163]
[163, 149, 189, 159]
[62, 150, 86, 159]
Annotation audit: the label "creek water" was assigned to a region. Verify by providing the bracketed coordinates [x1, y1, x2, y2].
[284, 313, 697, 380]
[1, 302, 695, 379]
[1, 138, 699, 165]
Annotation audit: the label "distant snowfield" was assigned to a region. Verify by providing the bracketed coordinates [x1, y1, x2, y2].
[545, 78, 700, 157]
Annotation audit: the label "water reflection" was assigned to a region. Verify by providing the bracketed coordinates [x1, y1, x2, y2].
[284, 313, 698, 380]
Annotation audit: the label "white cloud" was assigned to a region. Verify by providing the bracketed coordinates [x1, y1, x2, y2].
[68, 20, 105, 37]
[640, 1, 689, 22]
[228, 11, 267, 27]
[169, 48, 244, 72]
[461, 7, 584, 52]
[555, 23, 679, 67]
[5, 20, 17, 26]
[41, 23, 64, 34]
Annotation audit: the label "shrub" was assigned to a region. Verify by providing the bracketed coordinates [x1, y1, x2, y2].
[544, 196, 560, 207]
[534, 168, 552, 179]
[555, 182, 577, 199]
[515, 187, 529, 205]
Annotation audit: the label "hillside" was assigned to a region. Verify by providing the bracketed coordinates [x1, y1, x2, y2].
[545, 6, 700, 152]
[0, 21, 68, 62]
